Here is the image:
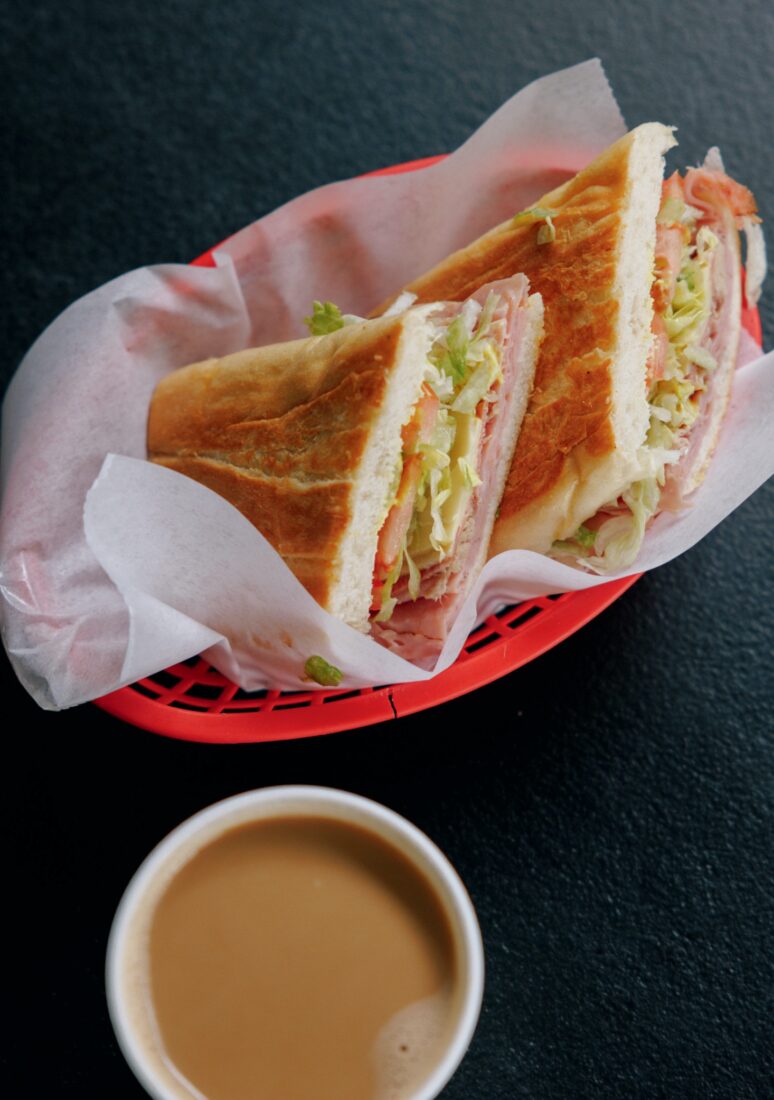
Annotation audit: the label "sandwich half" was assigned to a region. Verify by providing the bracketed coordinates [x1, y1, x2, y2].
[148, 275, 543, 666]
[375, 124, 763, 572]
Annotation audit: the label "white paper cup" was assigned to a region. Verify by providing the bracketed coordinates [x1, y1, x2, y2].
[106, 786, 485, 1100]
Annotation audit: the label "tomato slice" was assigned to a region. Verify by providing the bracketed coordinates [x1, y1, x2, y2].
[401, 384, 439, 452]
[662, 170, 685, 204]
[646, 311, 669, 386]
[373, 454, 423, 583]
[653, 223, 684, 313]
[372, 386, 440, 591]
[653, 174, 688, 314]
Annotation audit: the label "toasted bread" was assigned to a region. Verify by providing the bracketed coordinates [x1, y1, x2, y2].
[149, 309, 440, 631]
[375, 123, 677, 555]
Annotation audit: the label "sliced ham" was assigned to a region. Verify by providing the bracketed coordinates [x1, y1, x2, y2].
[565, 164, 760, 561]
[683, 167, 759, 226]
[660, 169, 748, 508]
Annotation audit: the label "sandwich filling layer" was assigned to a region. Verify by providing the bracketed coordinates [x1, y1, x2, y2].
[369, 278, 540, 665]
[552, 167, 760, 573]
[371, 289, 507, 621]
[307, 277, 538, 659]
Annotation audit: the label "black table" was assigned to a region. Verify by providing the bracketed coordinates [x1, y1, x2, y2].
[4, 2, 773, 1097]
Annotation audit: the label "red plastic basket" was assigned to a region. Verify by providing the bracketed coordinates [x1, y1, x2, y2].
[93, 157, 763, 743]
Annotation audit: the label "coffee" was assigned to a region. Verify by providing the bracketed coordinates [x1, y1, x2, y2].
[143, 816, 458, 1100]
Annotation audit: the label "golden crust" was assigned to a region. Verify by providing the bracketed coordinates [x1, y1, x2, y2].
[378, 130, 646, 547]
[151, 454, 352, 605]
[148, 318, 405, 608]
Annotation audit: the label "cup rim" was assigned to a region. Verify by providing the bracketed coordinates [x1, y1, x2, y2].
[106, 785, 484, 1100]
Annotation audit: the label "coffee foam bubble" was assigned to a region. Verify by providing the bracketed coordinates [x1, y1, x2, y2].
[372, 988, 454, 1100]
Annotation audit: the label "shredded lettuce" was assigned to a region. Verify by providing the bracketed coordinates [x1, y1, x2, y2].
[304, 301, 346, 335]
[655, 236, 715, 409]
[304, 300, 366, 335]
[374, 552, 402, 622]
[451, 343, 503, 414]
[417, 302, 503, 555]
[427, 291, 503, 390]
[513, 205, 556, 224]
[427, 465, 453, 551]
[428, 406, 457, 457]
[418, 443, 451, 469]
[304, 655, 343, 686]
[458, 457, 482, 489]
[648, 379, 700, 443]
[411, 409, 456, 547]
[374, 534, 420, 619]
[575, 524, 596, 549]
[423, 360, 455, 401]
[585, 479, 661, 573]
[512, 206, 557, 243]
[429, 315, 470, 383]
[684, 345, 717, 371]
[536, 217, 556, 245]
[551, 211, 719, 571]
[305, 292, 424, 334]
[404, 541, 421, 600]
[552, 523, 597, 556]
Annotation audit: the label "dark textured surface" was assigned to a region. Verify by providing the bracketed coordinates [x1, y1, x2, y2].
[3, 2, 773, 1097]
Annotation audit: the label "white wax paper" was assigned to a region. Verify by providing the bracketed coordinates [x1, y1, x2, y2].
[1, 60, 771, 710]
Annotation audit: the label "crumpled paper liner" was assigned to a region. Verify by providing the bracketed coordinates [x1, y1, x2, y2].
[1, 60, 771, 709]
